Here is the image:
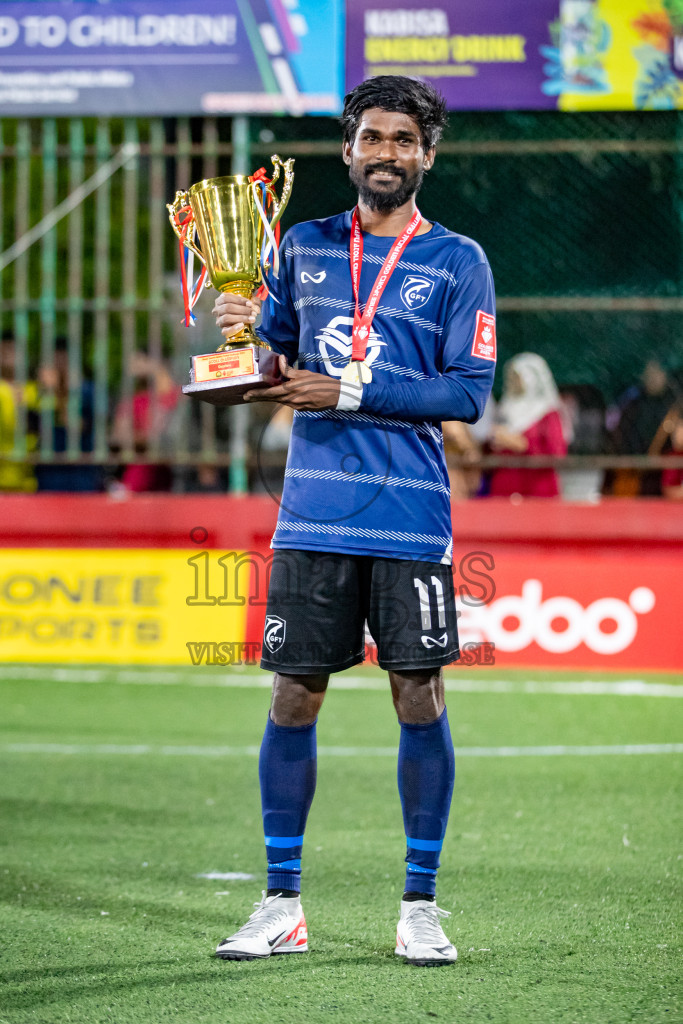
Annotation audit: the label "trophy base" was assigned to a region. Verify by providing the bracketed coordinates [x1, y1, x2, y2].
[182, 346, 282, 407]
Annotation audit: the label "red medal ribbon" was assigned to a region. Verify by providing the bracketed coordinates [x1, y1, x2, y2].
[349, 205, 422, 362]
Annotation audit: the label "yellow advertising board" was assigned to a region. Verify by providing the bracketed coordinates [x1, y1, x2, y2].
[557, 0, 683, 110]
[0, 549, 250, 665]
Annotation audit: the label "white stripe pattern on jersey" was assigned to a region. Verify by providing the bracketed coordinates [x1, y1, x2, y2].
[274, 520, 451, 546]
[373, 304, 443, 334]
[286, 245, 349, 261]
[292, 295, 442, 335]
[361, 358, 428, 379]
[284, 244, 459, 288]
[284, 467, 450, 494]
[294, 296, 354, 313]
[293, 409, 443, 443]
[298, 351, 345, 366]
[364, 253, 459, 287]
[297, 351, 429, 381]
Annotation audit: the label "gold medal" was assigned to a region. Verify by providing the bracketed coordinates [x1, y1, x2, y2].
[341, 359, 372, 384]
[358, 360, 372, 383]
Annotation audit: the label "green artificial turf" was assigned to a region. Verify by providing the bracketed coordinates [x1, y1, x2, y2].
[0, 666, 681, 1024]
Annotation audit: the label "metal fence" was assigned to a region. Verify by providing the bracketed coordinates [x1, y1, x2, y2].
[1, 110, 682, 495]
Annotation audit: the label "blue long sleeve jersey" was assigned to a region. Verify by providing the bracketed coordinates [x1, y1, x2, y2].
[257, 210, 496, 565]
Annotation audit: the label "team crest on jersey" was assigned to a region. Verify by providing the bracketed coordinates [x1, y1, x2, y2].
[264, 615, 286, 654]
[400, 274, 434, 310]
[315, 316, 387, 378]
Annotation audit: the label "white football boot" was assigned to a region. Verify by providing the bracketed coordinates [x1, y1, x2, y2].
[216, 892, 308, 961]
[395, 898, 458, 966]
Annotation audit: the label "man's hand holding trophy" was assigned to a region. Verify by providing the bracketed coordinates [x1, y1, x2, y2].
[167, 155, 294, 406]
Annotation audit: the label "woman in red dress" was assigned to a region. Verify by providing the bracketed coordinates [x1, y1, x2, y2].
[488, 353, 568, 498]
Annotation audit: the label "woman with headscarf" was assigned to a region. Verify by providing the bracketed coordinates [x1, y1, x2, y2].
[488, 352, 568, 498]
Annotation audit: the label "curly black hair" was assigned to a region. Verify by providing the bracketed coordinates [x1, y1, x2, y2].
[340, 76, 448, 150]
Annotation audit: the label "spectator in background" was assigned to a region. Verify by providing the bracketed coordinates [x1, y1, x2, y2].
[608, 359, 680, 496]
[661, 410, 683, 500]
[442, 397, 495, 500]
[441, 420, 480, 501]
[558, 383, 607, 501]
[0, 331, 39, 492]
[35, 337, 103, 492]
[175, 398, 230, 494]
[487, 352, 567, 498]
[109, 351, 181, 493]
[255, 404, 294, 497]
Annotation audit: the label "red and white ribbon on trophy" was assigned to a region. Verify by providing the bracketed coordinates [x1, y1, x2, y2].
[250, 167, 282, 301]
[173, 205, 208, 327]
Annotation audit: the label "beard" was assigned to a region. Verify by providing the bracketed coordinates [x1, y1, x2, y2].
[348, 160, 424, 213]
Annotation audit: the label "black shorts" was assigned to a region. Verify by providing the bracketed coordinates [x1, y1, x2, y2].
[260, 549, 460, 674]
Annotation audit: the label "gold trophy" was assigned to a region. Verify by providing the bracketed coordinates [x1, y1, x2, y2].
[167, 154, 294, 405]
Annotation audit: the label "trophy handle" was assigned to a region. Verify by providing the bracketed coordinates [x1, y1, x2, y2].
[167, 190, 206, 265]
[267, 155, 295, 229]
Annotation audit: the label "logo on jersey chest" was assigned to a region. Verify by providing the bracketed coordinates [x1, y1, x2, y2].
[400, 274, 434, 310]
[315, 315, 387, 378]
[301, 270, 326, 285]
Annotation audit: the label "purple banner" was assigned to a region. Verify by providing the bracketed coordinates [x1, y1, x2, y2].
[345, 1, 558, 111]
[0, 0, 343, 116]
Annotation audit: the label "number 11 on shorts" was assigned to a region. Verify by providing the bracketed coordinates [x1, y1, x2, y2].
[413, 576, 446, 631]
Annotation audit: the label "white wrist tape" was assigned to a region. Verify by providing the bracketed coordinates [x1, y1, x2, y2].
[336, 380, 363, 412]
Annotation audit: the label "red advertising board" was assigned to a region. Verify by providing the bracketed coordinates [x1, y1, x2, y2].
[0, 495, 681, 672]
[243, 547, 679, 674]
[454, 549, 675, 671]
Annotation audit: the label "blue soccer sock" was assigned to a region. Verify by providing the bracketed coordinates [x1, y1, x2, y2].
[258, 714, 317, 894]
[397, 708, 455, 898]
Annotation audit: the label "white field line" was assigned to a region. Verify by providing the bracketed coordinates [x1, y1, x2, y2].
[1, 742, 681, 758]
[195, 872, 255, 881]
[0, 665, 681, 697]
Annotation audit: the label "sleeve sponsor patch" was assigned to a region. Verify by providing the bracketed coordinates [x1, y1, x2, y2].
[471, 311, 497, 362]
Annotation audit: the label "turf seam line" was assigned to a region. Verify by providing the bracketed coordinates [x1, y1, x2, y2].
[0, 666, 682, 697]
